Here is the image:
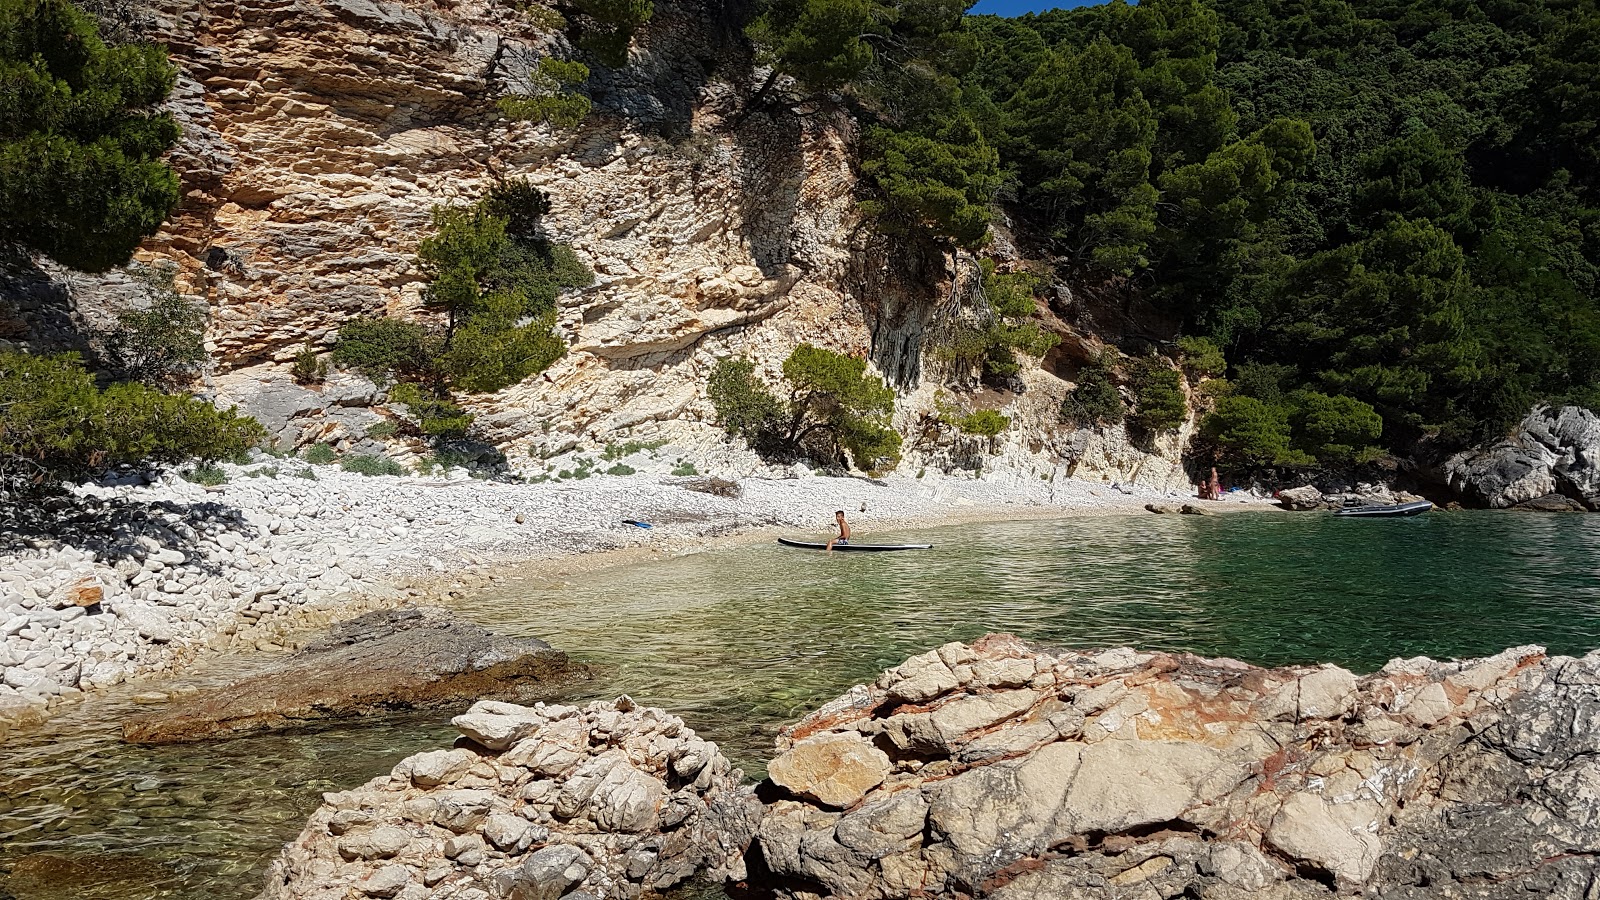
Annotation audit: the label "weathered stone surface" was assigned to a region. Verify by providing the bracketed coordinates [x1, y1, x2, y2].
[1446, 405, 1600, 509]
[122, 608, 586, 743]
[754, 635, 1597, 899]
[255, 697, 756, 900]
[260, 637, 1600, 900]
[766, 732, 892, 809]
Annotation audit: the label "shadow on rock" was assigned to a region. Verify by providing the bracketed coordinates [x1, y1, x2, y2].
[0, 492, 255, 573]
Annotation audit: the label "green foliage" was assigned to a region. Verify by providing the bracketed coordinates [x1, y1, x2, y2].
[294, 466, 317, 479]
[182, 462, 226, 486]
[707, 357, 786, 447]
[1286, 390, 1383, 464]
[1201, 390, 1382, 469]
[1061, 354, 1125, 427]
[341, 454, 406, 477]
[1129, 359, 1187, 434]
[860, 121, 1000, 248]
[0, 0, 181, 271]
[499, 57, 591, 128]
[947, 0, 1600, 463]
[291, 342, 328, 385]
[671, 459, 698, 476]
[483, 178, 552, 239]
[99, 267, 207, 389]
[0, 351, 262, 493]
[708, 345, 902, 472]
[1175, 336, 1225, 380]
[1200, 395, 1311, 469]
[415, 197, 590, 393]
[956, 408, 1010, 437]
[604, 462, 636, 476]
[332, 318, 432, 384]
[364, 420, 397, 438]
[388, 382, 473, 439]
[301, 443, 336, 464]
[939, 261, 1060, 378]
[601, 439, 664, 460]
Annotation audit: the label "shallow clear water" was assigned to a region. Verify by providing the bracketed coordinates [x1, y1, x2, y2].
[2, 510, 1598, 899]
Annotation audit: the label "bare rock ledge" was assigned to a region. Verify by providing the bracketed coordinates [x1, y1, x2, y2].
[123, 609, 588, 744]
[259, 635, 1600, 899]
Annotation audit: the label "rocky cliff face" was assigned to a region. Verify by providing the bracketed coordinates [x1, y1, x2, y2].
[2, 0, 1192, 488]
[262, 636, 1600, 900]
[1444, 406, 1600, 510]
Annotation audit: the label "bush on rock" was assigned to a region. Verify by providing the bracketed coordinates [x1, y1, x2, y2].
[0, 351, 262, 495]
[709, 344, 902, 473]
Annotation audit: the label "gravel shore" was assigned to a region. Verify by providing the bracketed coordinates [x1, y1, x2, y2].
[0, 450, 1268, 740]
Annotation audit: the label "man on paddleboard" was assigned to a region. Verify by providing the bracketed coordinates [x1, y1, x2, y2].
[825, 510, 851, 551]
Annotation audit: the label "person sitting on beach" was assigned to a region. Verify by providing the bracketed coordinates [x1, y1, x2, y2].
[825, 510, 851, 551]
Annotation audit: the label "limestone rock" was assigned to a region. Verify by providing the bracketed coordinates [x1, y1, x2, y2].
[1446, 405, 1600, 509]
[122, 608, 586, 743]
[255, 697, 754, 900]
[767, 732, 892, 809]
[754, 635, 1586, 899]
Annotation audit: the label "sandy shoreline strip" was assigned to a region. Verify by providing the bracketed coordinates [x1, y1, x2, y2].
[0, 462, 1274, 739]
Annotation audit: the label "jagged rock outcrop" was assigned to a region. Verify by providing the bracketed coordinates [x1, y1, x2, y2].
[256, 696, 756, 900]
[1277, 483, 1426, 511]
[122, 608, 586, 743]
[1445, 405, 1600, 510]
[261, 636, 1600, 899]
[754, 635, 1600, 899]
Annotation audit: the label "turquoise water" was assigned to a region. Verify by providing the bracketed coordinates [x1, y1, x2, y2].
[454, 509, 1600, 768]
[1, 509, 1597, 899]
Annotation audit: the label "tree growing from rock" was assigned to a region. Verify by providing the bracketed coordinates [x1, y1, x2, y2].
[0, 0, 181, 272]
[708, 344, 902, 472]
[332, 181, 591, 441]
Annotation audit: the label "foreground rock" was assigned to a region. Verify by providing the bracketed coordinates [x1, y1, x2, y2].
[1446, 405, 1600, 509]
[756, 635, 1599, 898]
[262, 636, 1600, 899]
[123, 609, 585, 743]
[257, 696, 755, 900]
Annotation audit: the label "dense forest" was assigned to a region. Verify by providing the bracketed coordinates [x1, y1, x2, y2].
[753, 0, 1600, 468]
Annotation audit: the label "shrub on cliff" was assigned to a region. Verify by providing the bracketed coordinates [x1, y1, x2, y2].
[708, 345, 902, 472]
[332, 318, 434, 384]
[0, 351, 263, 495]
[936, 262, 1060, 380]
[1200, 395, 1313, 469]
[417, 197, 591, 393]
[0, 0, 181, 271]
[498, 58, 591, 128]
[98, 267, 208, 389]
[1129, 359, 1188, 435]
[1286, 390, 1384, 464]
[1061, 353, 1124, 428]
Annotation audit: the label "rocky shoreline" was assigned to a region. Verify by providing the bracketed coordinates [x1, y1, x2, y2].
[0, 461, 1230, 742]
[259, 635, 1600, 899]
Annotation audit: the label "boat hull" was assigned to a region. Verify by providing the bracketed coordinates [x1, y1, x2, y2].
[1333, 500, 1434, 518]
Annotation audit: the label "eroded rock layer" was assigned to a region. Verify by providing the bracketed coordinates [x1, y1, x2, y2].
[757, 636, 1599, 899]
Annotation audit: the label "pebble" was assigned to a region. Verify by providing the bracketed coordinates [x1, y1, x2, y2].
[2, 458, 1214, 736]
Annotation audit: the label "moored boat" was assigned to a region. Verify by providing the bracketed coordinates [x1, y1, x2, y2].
[1332, 500, 1433, 518]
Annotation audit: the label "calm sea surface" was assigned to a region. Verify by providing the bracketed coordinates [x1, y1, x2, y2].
[2, 510, 1598, 898]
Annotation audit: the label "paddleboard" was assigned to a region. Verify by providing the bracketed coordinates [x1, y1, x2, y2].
[777, 538, 933, 552]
